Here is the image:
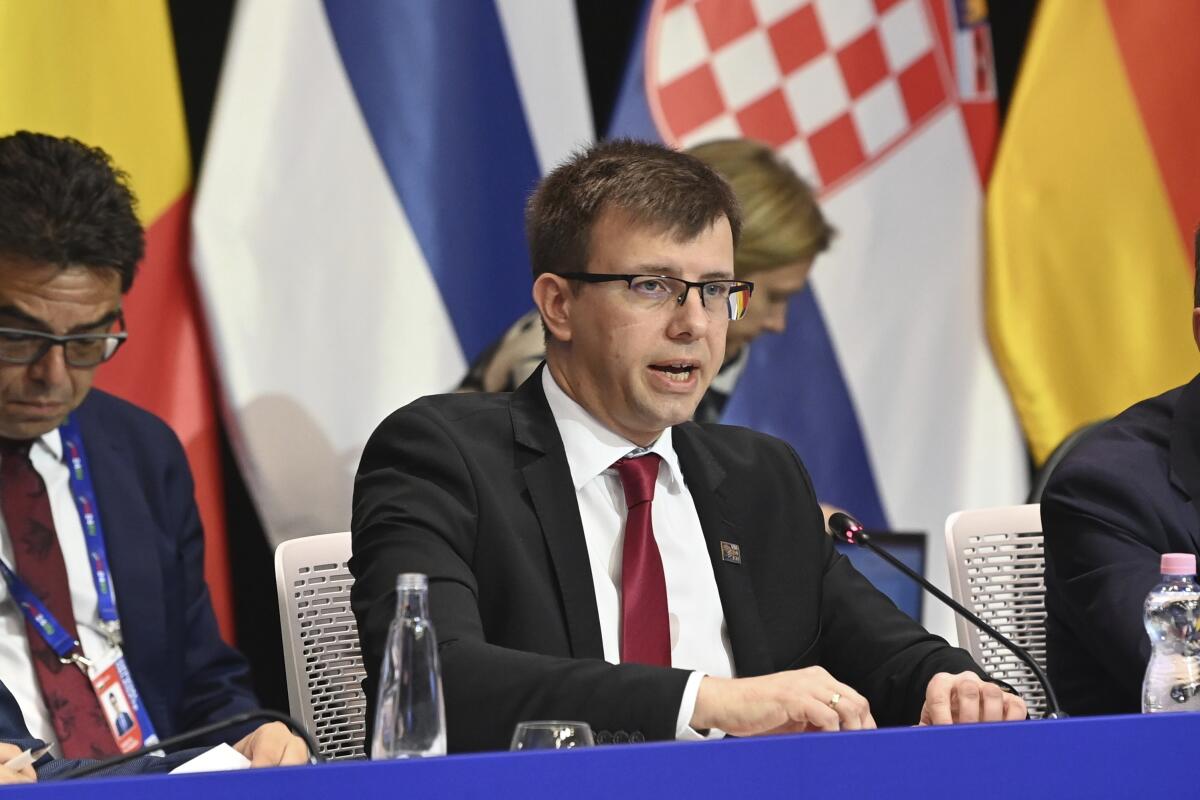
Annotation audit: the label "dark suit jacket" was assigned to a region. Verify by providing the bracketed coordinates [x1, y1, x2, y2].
[352, 367, 987, 752]
[1043, 374, 1200, 715]
[71, 390, 259, 744]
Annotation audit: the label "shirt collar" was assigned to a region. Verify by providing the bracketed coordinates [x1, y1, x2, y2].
[541, 367, 685, 493]
[29, 428, 62, 462]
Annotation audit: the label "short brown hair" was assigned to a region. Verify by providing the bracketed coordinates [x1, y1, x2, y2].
[525, 139, 741, 278]
[688, 138, 833, 278]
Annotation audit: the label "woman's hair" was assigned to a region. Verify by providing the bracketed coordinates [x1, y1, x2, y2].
[688, 138, 833, 277]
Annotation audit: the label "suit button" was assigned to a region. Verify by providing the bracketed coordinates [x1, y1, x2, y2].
[613, 731, 630, 744]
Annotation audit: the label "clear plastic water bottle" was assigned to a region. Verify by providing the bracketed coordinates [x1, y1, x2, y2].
[1142, 553, 1200, 713]
[371, 573, 447, 758]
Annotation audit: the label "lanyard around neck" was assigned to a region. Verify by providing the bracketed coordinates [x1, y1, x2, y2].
[0, 416, 121, 666]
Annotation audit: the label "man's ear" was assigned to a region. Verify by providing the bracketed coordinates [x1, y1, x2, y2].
[533, 273, 573, 343]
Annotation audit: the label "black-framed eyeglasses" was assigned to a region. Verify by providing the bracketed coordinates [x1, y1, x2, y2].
[0, 316, 127, 367]
[560, 273, 754, 320]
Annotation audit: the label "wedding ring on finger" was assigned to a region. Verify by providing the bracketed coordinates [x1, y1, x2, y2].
[828, 692, 841, 709]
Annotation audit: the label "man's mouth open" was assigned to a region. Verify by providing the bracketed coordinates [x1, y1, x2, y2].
[648, 362, 699, 384]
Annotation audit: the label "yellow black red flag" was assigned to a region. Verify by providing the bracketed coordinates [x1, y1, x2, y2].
[988, 2, 1200, 462]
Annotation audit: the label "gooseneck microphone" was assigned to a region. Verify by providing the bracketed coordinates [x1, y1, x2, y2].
[827, 512, 1066, 719]
[62, 709, 323, 779]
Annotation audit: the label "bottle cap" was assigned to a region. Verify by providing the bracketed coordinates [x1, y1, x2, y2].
[1160, 553, 1196, 575]
[395, 572, 428, 591]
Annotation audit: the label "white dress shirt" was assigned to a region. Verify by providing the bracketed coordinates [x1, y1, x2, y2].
[0, 430, 116, 756]
[542, 369, 733, 739]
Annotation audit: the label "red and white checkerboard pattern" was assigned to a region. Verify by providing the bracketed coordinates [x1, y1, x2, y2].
[646, 0, 951, 192]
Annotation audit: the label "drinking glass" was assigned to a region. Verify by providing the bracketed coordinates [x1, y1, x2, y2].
[509, 721, 594, 750]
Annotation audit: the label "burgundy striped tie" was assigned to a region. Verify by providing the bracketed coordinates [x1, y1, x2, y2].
[614, 454, 671, 667]
[0, 440, 118, 758]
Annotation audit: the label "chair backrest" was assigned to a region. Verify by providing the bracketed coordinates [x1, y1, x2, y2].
[944, 504, 1047, 718]
[274, 531, 367, 760]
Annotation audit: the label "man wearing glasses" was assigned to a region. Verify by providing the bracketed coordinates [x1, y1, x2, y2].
[0, 132, 307, 775]
[352, 140, 1024, 753]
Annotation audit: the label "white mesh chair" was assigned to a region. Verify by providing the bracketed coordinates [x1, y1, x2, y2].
[274, 531, 367, 760]
[944, 504, 1048, 718]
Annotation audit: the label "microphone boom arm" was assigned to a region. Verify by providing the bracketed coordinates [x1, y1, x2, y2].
[827, 512, 1065, 719]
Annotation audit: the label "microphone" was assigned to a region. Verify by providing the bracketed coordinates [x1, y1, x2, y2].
[62, 709, 323, 779]
[827, 512, 1066, 719]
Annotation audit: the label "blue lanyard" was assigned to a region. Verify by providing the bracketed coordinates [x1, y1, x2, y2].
[0, 416, 121, 666]
[58, 416, 120, 635]
[0, 559, 79, 660]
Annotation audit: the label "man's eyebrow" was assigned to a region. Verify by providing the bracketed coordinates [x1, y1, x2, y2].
[629, 263, 682, 277]
[0, 306, 50, 330]
[630, 264, 736, 281]
[68, 310, 122, 333]
[0, 306, 121, 334]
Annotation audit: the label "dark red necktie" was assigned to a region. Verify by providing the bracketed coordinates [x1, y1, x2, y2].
[0, 440, 118, 758]
[614, 454, 671, 667]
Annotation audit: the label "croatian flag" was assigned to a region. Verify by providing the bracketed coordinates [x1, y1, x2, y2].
[193, 0, 592, 542]
[611, 0, 1027, 637]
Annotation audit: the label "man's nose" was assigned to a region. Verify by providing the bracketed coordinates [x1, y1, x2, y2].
[26, 343, 70, 384]
[668, 285, 711, 336]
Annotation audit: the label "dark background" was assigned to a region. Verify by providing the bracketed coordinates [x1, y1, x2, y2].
[166, 0, 1041, 713]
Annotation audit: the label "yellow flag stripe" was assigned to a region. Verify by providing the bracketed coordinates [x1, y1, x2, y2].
[0, 0, 189, 222]
[987, 1, 1195, 463]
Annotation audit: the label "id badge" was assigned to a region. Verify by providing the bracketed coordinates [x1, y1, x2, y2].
[89, 648, 159, 752]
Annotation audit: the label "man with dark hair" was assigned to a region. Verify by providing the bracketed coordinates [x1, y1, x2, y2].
[0, 131, 307, 775]
[1043, 228, 1200, 716]
[353, 140, 1024, 753]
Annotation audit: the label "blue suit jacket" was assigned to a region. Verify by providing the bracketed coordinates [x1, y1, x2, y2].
[65, 389, 259, 742]
[1043, 374, 1200, 715]
[0, 678, 198, 779]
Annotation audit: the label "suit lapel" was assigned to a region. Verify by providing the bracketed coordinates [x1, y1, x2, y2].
[73, 396, 172, 729]
[1169, 373, 1200, 551]
[673, 424, 773, 677]
[510, 367, 605, 660]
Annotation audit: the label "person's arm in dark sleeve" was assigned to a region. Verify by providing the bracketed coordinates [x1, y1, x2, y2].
[779, 445, 1000, 725]
[1042, 457, 1167, 698]
[159, 429, 260, 745]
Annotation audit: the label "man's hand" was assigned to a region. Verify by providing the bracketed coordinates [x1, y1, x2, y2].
[692, 667, 877, 736]
[233, 722, 310, 767]
[0, 743, 36, 784]
[919, 671, 1027, 725]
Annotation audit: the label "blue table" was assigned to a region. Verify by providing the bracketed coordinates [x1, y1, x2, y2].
[14, 714, 1190, 798]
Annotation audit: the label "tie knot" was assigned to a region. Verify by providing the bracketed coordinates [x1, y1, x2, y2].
[613, 453, 662, 508]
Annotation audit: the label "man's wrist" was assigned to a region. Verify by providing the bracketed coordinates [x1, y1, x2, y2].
[677, 672, 724, 740]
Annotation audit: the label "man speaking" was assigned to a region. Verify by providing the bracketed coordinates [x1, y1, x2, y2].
[351, 140, 1024, 752]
